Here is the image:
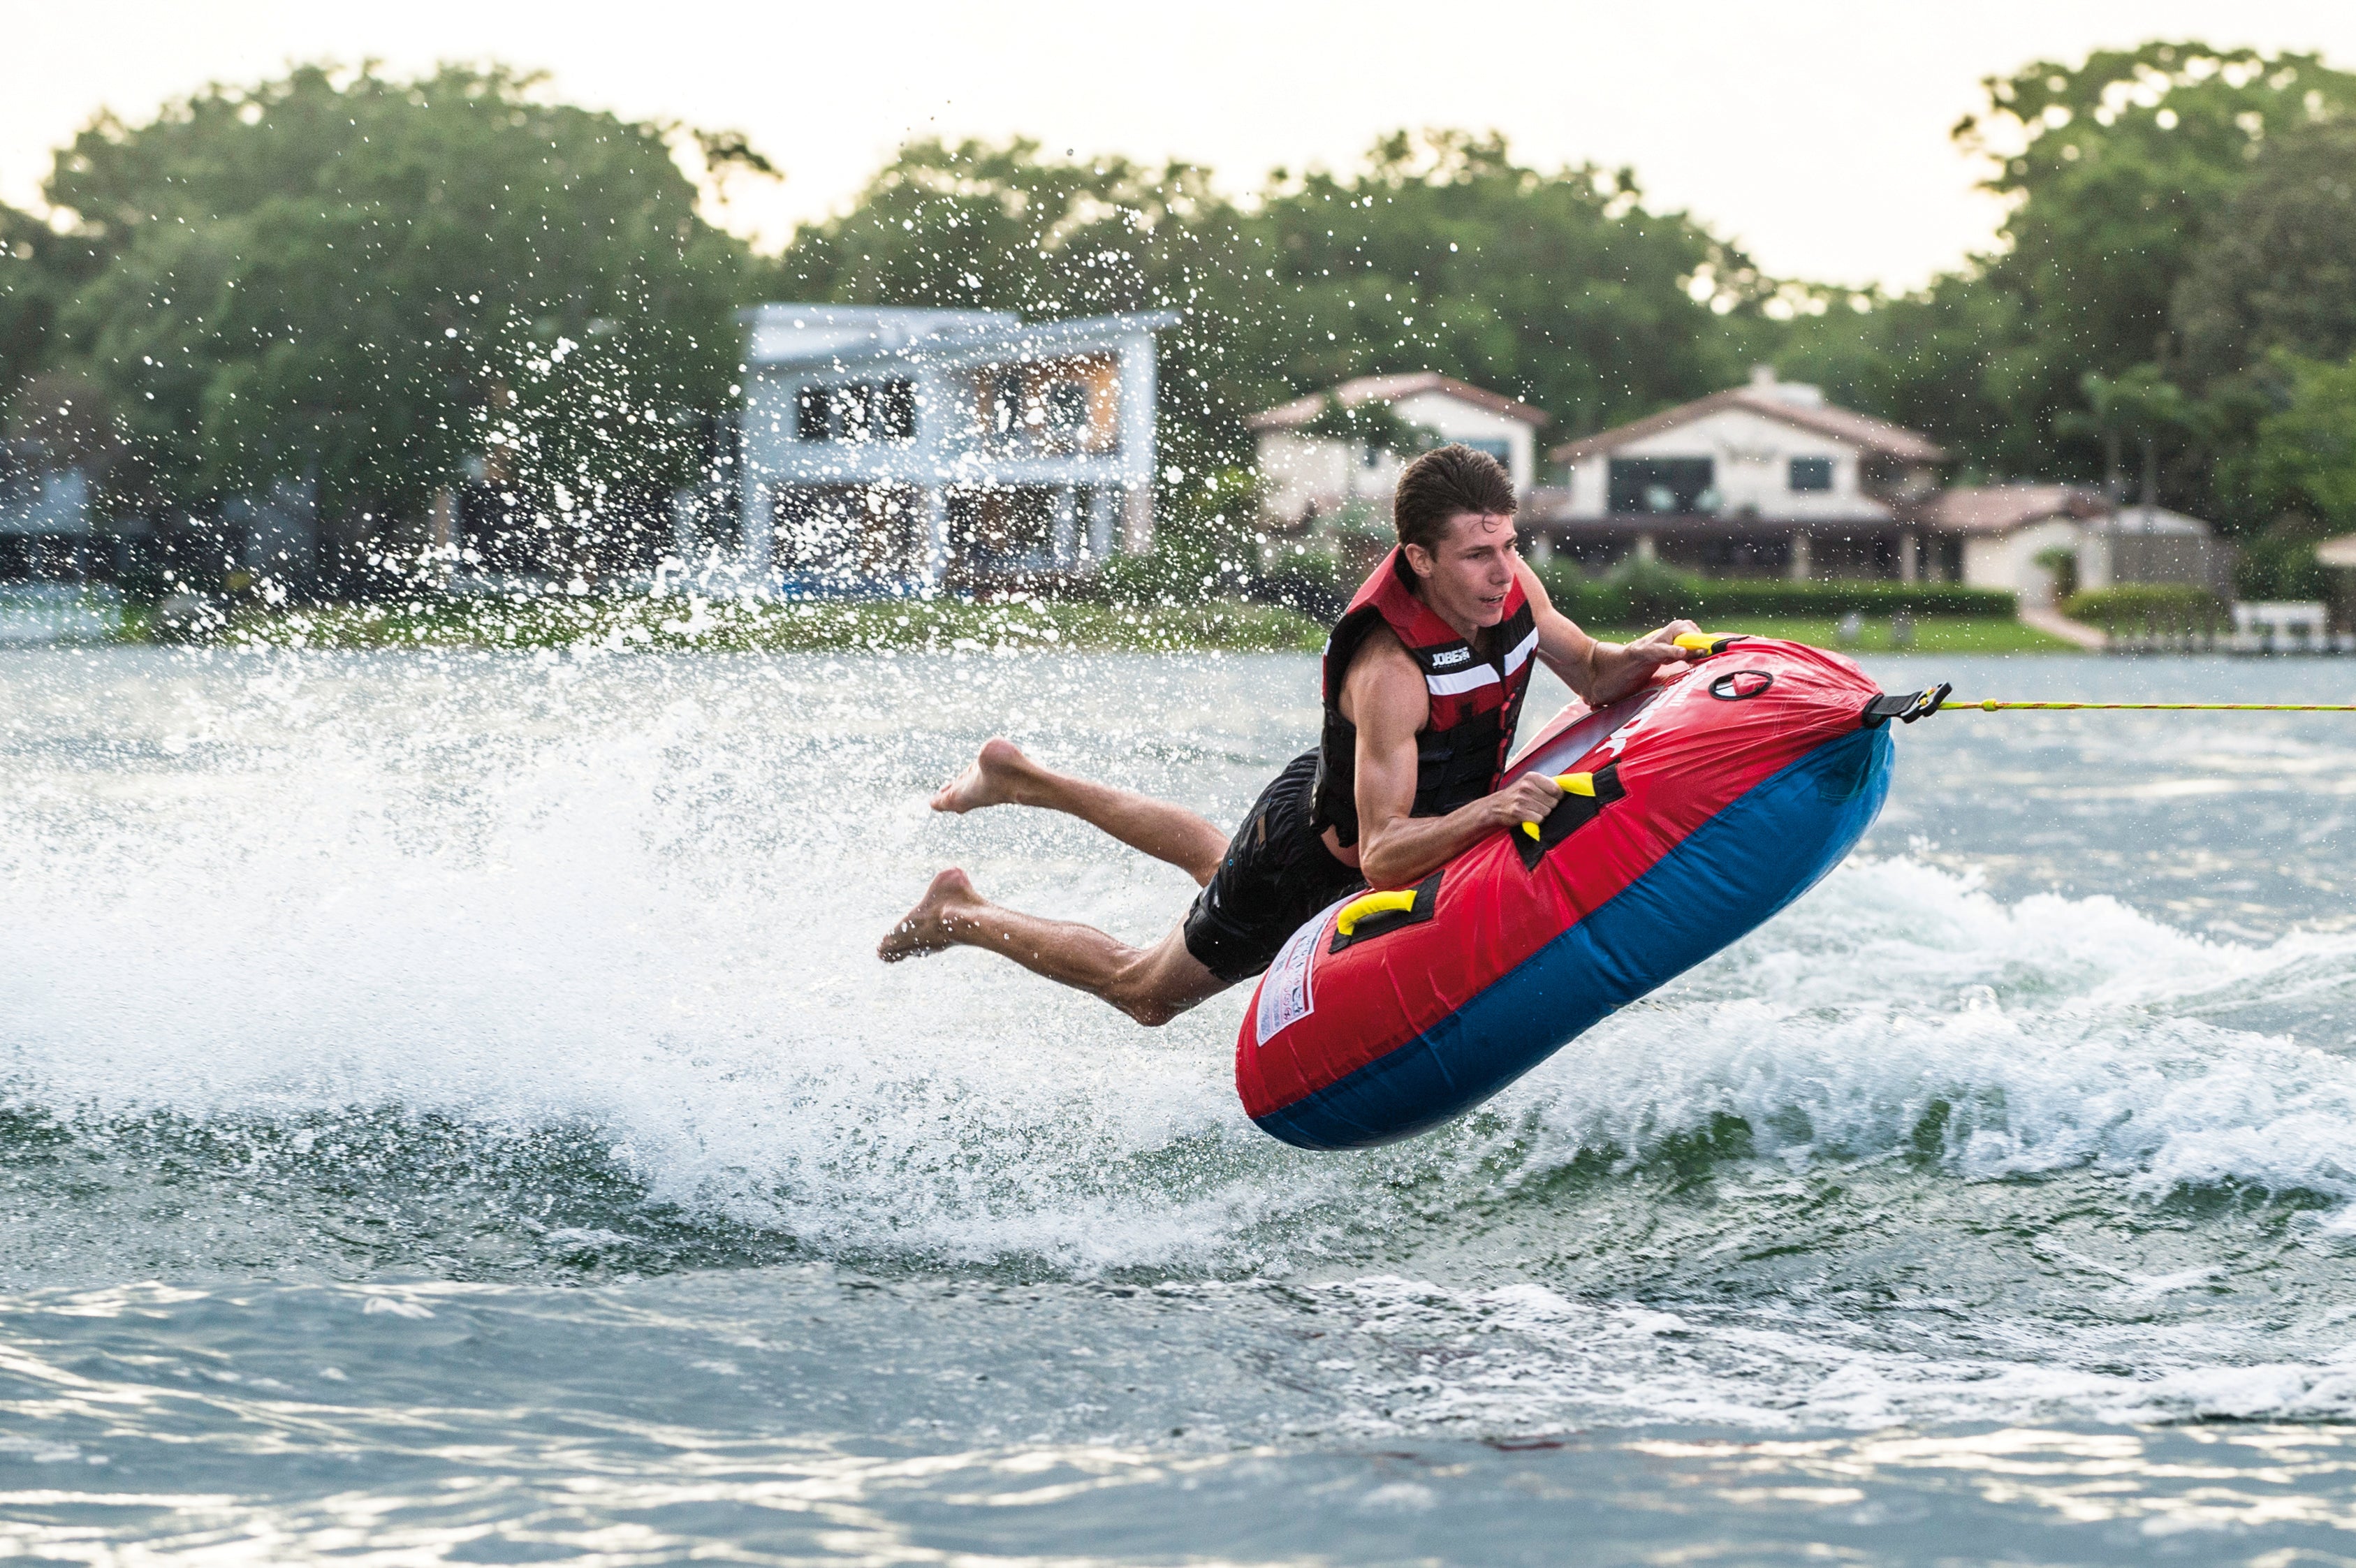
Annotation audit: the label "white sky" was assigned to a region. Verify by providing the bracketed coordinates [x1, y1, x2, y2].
[6, 0, 2356, 289]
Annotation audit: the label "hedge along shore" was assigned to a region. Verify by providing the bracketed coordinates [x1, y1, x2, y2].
[163, 592, 1332, 655]
[132, 595, 2070, 657]
[1582, 616, 2075, 654]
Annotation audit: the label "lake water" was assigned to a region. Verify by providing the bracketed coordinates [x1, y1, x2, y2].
[4, 643, 2356, 1564]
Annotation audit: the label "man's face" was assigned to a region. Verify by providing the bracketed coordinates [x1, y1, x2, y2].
[1405, 512, 1519, 630]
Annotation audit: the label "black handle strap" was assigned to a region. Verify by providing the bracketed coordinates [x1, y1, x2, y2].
[1514, 760, 1625, 871]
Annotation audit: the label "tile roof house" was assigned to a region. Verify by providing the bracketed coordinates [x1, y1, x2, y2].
[1508, 369, 2227, 603]
[1525, 367, 1950, 582]
[1547, 374, 1947, 469]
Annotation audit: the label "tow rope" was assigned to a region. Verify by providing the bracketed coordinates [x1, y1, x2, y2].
[1864, 686, 2356, 721]
[1950, 699, 2356, 713]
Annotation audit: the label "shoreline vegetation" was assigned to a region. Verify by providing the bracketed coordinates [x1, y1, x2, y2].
[31, 589, 2074, 655]
[165, 593, 1336, 655]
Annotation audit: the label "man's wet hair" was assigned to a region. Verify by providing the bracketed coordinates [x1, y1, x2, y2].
[1393, 444, 1516, 554]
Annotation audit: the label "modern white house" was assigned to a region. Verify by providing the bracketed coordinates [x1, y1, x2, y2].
[1528, 367, 1948, 580]
[1247, 372, 1549, 535]
[729, 305, 1175, 594]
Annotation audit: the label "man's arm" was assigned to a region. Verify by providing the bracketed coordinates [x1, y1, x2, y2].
[1347, 629, 1568, 890]
[1514, 557, 1701, 705]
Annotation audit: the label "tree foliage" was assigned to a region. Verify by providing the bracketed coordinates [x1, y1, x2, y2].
[0, 196, 115, 439]
[2173, 119, 2356, 383]
[2236, 352, 2356, 527]
[31, 62, 761, 534]
[777, 129, 1753, 478]
[1764, 41, 2356, 527]
[1961, 43, 2356, 386]
[1250, 131, 1759, 439]
[12, 41, 2356, 592]
[1744, 277, 2025, 483]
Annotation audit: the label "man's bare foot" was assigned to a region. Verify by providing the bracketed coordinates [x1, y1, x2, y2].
[930, 738, 1037, 814]
[877, 868, 986, 962]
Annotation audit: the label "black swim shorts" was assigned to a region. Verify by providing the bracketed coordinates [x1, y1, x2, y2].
[1183, 749, 1368, 984]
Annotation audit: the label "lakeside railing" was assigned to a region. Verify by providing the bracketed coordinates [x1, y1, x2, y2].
[2101, 603, 2355, 656]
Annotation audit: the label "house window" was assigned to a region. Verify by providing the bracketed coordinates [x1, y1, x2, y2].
[875, 378, 918, 441]
[1789, 457, 1834, 492]
[834, 383, 876, 442]
[988, 370, 1024, 444]
[795, 384, 828, 442]
[1044, 381, 1090, 441]
[1607, 457, 1714, 515]
[1461, 437, 1512, 466]
[795, 379, 919, 444]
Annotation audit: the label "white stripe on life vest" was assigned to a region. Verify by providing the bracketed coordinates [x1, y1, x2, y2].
[1426, 662, 1502, 697]
[1502, 627, 1540, 676]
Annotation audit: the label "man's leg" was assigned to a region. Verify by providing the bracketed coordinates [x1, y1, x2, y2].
[876, 868, 1229, 1025]
[932, 738, 1228, 886]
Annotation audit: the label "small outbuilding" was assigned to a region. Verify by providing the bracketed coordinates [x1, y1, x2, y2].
[1903, 485, 2111, 606]
[2077, 503, 2235, 599]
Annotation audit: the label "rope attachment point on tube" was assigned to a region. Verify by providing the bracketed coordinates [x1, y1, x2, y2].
[1861, 683, 1952, 728]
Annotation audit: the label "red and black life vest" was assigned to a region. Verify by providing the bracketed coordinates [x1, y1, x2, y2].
[1310, 548, 1539, 847]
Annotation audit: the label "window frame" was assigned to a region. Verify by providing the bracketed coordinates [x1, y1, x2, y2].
[1788, 456, 1834, 493]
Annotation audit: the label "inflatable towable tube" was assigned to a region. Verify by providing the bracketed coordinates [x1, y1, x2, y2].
[1235, 638, 1945, 1151]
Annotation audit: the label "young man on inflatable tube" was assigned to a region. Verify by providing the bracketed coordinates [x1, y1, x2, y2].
[878, 444, 1702, 1023]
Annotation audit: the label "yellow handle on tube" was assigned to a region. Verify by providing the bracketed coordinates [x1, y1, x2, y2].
[1334, 888, 1419, 937]
[1519, 772, 1597, 840]
[1674, 632, 1743, 656]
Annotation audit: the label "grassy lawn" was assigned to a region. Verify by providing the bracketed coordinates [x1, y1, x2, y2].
[184, 592, 1329, 654]
[1587, 616, 2076, 654]
[109, 596, 2069, 657]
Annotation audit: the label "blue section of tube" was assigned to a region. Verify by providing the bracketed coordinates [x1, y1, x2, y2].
[1256, 725, 1894, 1152]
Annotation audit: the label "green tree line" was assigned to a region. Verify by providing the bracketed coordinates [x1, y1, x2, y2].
[772, 128, 1758, 485]
[1769, 41, 2356, 596]
[1, 64, 760, 583]
[6, 43, 2356, 594]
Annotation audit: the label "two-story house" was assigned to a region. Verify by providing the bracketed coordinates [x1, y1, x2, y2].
[732, 305, 1174, 594]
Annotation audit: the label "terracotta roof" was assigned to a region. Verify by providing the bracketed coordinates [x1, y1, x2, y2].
[1247, 372, 1550, 432]
[1549, 385, 1947, 466]
[1903, 484, 2109, 535]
